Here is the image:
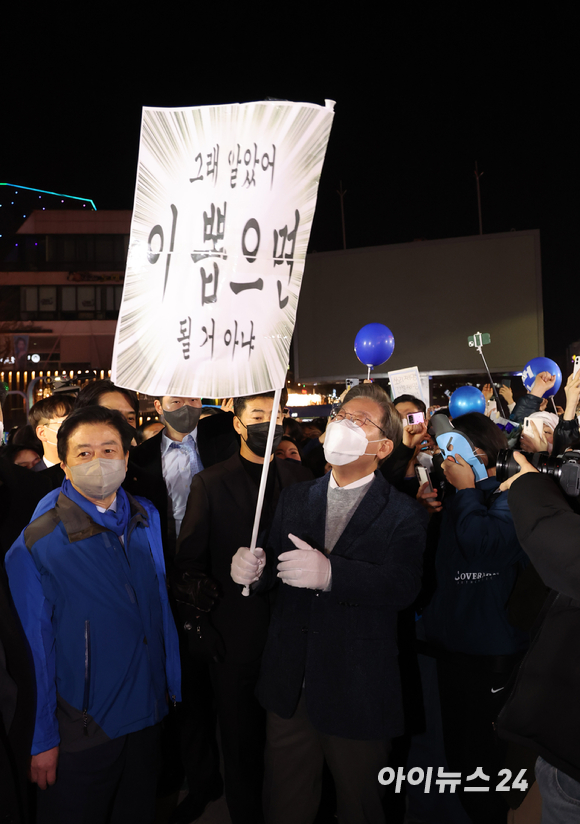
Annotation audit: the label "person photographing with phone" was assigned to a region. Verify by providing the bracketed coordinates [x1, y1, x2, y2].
[380, 394, 431, 497]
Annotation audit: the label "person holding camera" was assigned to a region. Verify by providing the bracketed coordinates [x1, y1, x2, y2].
[498, 452, 580, 822]
[417, 413, 530, 824]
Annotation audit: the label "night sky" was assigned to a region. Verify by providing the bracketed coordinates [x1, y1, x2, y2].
[3, 10, 576, 376]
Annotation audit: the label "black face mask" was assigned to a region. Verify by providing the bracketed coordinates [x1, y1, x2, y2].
[163, 404, 202, 434]
[240, 421, 284, 458]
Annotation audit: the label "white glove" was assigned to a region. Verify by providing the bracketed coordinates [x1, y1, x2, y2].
[231, 547, 265, 586]
[277, 533, 332, 591]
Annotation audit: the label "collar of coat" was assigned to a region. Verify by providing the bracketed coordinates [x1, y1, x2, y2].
[24, 490, 149, 549]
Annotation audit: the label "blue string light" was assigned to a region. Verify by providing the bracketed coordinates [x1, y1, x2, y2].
[0, 183, 97, 210]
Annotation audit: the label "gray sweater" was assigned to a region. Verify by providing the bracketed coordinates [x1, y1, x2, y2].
[324, 478, 374, 553]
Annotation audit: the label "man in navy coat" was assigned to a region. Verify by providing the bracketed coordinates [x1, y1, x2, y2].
[231, 383, 427, 824]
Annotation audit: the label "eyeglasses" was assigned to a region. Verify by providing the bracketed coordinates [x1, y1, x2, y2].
[330, 409, 388, 437]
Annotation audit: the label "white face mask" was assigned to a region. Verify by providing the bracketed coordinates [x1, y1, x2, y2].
[44, 424, 60, 446]
[68, 458, 126, 500]
[323, 419, 385, 467]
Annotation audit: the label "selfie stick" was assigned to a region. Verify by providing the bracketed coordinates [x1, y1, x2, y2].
[242, 386, 282, 597]
[472, 338, 508, 418]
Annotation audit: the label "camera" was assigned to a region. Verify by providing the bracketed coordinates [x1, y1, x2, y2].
[427, 411, 488, 482]
[496, 449, 580, 497]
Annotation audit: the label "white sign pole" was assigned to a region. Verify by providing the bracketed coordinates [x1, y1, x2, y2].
[242, 386, 282, 597]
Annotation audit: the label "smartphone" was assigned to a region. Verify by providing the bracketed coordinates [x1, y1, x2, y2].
[415, 464, 434, 493]
[522, 417, 537, 438]
[407, 412, 425, 425]
[573, 356, 580, 379]
[501, 378, 512, 388]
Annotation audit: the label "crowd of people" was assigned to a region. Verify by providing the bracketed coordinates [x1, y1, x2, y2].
[1, 370, 580, 824]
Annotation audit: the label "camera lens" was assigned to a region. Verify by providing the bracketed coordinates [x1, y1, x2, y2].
[496, 449, 520, 484]
[496, 450, 536, 484]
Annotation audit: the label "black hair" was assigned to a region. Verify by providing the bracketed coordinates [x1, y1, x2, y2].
[29, 394, 75, 428]
[283, 417, 305, 443]
[393, 394, 427, 415]
[11, 424, 43, 453]
[342, 383, 403, 446]
[2, 441, 43, 464]
[278, 435, 300, 447]
[57, 405, 134, 463]
[303, 417, 327, 434]
[233, 391, 277, 419]
[452, 412, 508, 469]
[75, 380, 139, 421]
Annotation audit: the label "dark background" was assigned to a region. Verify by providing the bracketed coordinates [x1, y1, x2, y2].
[2, 9, 576, 383]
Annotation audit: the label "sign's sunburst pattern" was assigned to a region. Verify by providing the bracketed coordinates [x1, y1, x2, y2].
[111, 100, 334, 397]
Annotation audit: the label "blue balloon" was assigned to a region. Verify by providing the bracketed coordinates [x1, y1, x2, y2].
[449, 385, 486, 418]
[521, 357, 562, 398]
[354, 323, 395, 368]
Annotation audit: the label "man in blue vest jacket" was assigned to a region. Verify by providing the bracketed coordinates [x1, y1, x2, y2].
[5, 405, 181, 824]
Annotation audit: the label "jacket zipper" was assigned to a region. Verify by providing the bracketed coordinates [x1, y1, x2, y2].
[83, 619, 91, 736]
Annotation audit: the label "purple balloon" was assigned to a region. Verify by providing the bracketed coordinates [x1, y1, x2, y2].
[354, 323, 395, 368]
[449, 385, 486, 418]
[521, 357, 562, 398]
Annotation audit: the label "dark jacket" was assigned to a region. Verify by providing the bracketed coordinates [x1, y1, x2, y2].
[498, 473, 580, 782]
[379, 441, 416, 490]
[256, 471, 427, 740]
[0, 567, 35, 824]
[124, 413, 239, 556]
[0, 459, 64, 560]
[174, 453, 312, 664]
[422, 478, 529, 656]
[509, 393, 542, 425]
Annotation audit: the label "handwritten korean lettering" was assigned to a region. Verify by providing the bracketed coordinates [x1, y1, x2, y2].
[200, 318, 215, 359]
[189, 146, 220, 185]
[147, 204, 178, 300]
[273, 210, 300, 309]
[224, 320, 255, 359]
[177, 317, 192, 360]
[200, 262, 219, 306]
[229, 218, 264, 296]
[227, 143, 276, 189]
[199, 319, 255, 361]
[191, 203, 227, 263]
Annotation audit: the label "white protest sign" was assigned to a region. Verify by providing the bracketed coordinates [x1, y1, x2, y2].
[111, 100, 335, 397]
[387, 366, 428, 405]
